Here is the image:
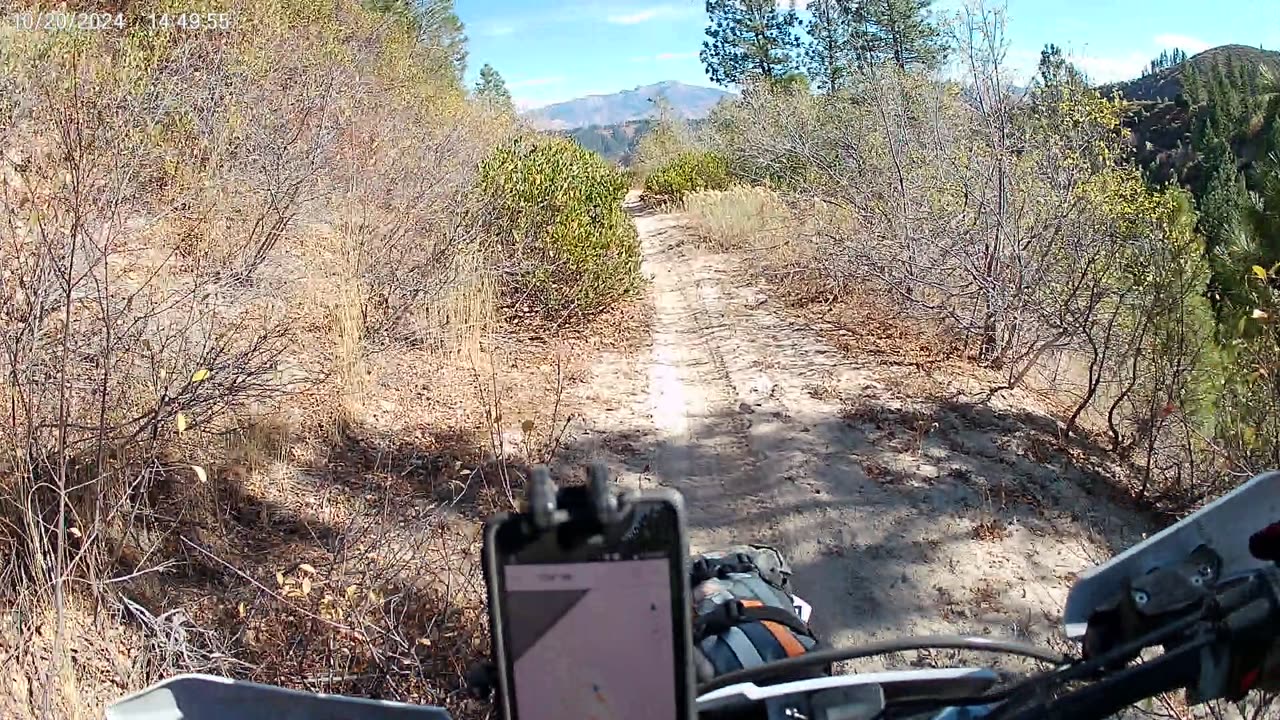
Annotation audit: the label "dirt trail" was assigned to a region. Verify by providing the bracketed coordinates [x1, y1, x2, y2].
[566, 194, 1147, 666]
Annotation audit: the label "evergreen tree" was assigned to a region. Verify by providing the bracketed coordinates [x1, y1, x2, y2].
[1035, 43, 1087, 92]
[1267, 115, 1280, 158]
[1144, 48, 1188, 77]
[474, 63, 513, 113]
[1209, 64, 1240, 131]
[368, 0, 469, 84]
[1182, 62, 1204, 105]
[862, 0, 945, 71]
[417, 0, 468, 83]
[805, 0, 856, 92]
[701, 0, 802, 87]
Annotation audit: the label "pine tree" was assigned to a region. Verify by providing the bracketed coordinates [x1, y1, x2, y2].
[701, 0, 802, 87]
[1035, 43, 1087, 92]
[805, 0, 856, 92]
[1208, 64, 1241, 132]
[474, 63, 513, 113]
[1182, 62, 1204, 105]
[1268, 115, 1280, 158]
[862, 0, 945, 71]
[369, 0, 469, 84]
[416, 0, 468, 83]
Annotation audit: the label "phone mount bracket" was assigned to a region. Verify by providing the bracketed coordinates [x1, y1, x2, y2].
[525, 461, 626, 536]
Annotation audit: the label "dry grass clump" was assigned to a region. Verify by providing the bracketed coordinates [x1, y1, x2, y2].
[681, 188, 860, 307]
[681, 186, 792, 251]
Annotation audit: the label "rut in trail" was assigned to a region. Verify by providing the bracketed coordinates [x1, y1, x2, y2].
[566, 193, 1147, 668]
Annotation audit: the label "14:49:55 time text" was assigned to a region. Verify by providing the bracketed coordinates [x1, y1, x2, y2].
[146, 13, 235, 30]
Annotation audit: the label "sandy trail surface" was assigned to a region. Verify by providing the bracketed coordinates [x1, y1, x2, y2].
[563, 194, 1147, 667]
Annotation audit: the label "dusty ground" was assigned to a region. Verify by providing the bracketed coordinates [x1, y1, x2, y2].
[563, 193, 1153, 671]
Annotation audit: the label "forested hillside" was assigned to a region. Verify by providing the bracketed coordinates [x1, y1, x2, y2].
[1108, 45, 1280, 340]
[563, 119, 653, 164]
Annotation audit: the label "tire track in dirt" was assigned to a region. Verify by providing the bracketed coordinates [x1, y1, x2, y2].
[569, 194, 1149, 668]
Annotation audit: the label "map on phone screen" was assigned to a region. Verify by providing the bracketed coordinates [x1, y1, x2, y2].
[504, 559, 676, 720]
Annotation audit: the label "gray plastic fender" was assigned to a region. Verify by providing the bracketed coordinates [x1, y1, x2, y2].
[105, 674, 453, 720]
[1063, 471, 1280, 638]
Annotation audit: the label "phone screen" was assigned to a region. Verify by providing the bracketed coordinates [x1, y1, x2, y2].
[505, 559, 675, 719]
[489, 498, 689, 720]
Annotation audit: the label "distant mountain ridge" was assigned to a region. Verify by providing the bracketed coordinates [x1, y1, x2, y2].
[1102, 44, 1280, 101]
[562, 119, 654, 165]
[523, 80, 734, 130]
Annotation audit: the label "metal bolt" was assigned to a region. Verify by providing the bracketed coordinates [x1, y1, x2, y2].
[1132, 589, 1149, 606]
[1198, 564, 1213, 578]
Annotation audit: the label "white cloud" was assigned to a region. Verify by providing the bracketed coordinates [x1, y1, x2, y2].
[1069, 34, 1210, 85]
[778, 0, 808, 9]
[1153, 33, 1210, 54]
[631, 51, 700, 62]
[607, 5, 695, 24]
[609, 8, 663, 24]
[507, 76, 565, 89]
[484, 25, 515, 37]
[1073, 52, 1149, 84]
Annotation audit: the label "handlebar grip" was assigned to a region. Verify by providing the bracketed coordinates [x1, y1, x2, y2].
[1249, 522, 1280, 563]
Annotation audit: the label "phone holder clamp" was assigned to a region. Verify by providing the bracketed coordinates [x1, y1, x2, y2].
[526, 461, 624, 532]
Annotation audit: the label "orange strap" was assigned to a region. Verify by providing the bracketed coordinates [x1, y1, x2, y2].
[762, 620, 807, 657]
[739, 600, 806, 657]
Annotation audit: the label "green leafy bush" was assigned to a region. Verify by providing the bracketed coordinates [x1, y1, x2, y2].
[480, 134, 642, 319]
[643, 150, 733, 202]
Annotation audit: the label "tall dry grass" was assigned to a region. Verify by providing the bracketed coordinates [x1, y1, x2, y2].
[682, 186, 792, 251]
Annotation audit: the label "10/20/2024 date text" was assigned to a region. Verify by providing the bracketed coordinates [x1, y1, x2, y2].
[7, 11, 236, 32]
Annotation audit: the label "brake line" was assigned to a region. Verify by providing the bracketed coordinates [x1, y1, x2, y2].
[698, 635, 1074, 694]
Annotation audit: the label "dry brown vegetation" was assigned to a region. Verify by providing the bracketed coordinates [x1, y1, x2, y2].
[0, 2, 645, 718]
[660, 5, 1257, 524]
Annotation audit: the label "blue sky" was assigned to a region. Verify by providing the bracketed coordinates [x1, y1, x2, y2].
[456, 0, 1280, 109]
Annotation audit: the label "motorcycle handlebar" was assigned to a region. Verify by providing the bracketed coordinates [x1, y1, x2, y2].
[990, 562, 1280, 720]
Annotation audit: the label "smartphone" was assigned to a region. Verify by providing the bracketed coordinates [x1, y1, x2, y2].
[484, 488, 693, 720]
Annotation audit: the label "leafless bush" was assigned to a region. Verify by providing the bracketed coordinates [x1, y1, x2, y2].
[0, 27, 329, 716]
[116, 593, 248, 680]
[705, 2, 1239, 514]
[0, 30, 299, 568]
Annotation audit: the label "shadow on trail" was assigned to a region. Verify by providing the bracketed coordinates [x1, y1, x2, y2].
[557, 393, 1153, 650]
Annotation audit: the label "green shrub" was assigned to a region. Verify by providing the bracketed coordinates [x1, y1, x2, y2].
[479, 134, 642, 319]
[643, 151, 732, 202]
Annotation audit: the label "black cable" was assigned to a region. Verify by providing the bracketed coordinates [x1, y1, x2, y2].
[883, 625, 1217, 720]
[993, 637, 1210, 720]
[982, 616, 1218, 720]
[697, 635, 1073, 694]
